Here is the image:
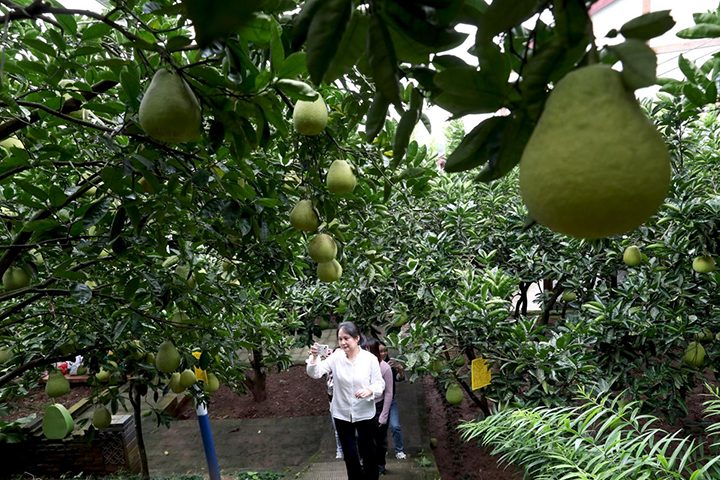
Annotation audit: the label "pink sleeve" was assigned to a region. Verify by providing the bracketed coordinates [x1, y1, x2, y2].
[379, 362, 393, 424]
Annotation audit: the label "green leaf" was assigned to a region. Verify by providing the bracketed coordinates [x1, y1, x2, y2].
[444, 116, 505, 172]
[120, 67, 141, 110]
[275, 79, 318, 101]
[706, 80, 717, 104]
[22, 219, 61, 233]
[100, 166, 126, 194]
[478, 0, 542, 40]
[433, 68, 511, 115]
[82, 23, 112, 40]
[383, 1, 466, 51]
[324, 13, 369, 83]
[270, 17, 284, 74]
[49, 186, 66, 208]
[110, 207, 126, 240]
[678, 54, 701, 84]
[393, 108, 421, 168]
[475, 110, 534, 182]
[368, 14, 403, 107]
[609, 39, 657, 90]
[53, 14, 77, 35]
[383, 181, 392, 203]
[239, 13, 272, 47]
[16, 180, 48, 202]
[306, 0, 353, 85]
[182, 0, 265, 47]
[620, 10, 675, 41]
[200, 351, 211, 370]
[677, 24, 720, 39]
[23, 38, 56, 58]
[683, 83, 707, 107]
[278, 52, 308, 79]
[82, 198, 112, 231]
[254, 95, 289, 138]
[123, 277, 140, 301]
[292, 0, 325, 50]
[166, 35, 192, 52]
[365, 92, 390, 143]
[420, 113, 432, 134]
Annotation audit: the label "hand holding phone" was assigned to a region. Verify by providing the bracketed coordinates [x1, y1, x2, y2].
[317, 344, 329, 357]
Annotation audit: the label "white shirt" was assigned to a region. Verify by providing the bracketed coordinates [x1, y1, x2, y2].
[307, 348, 385, 423]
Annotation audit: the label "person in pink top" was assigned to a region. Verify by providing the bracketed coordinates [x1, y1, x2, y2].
[362, 337, 393, 475]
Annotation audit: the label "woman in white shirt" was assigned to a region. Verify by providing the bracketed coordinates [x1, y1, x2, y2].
[307, 321, 385, 480]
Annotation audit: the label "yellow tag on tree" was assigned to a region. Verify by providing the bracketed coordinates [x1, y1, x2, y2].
[192, 351, 208, 382]
[471, 358, 491, 390]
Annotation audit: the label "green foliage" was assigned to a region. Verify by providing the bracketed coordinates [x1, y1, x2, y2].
[459, 386, 720, 479]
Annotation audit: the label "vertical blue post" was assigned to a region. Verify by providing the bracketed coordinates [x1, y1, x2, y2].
[196, 400, 221, 480]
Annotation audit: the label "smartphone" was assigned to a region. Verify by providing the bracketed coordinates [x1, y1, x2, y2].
[317, 344, 329, 357]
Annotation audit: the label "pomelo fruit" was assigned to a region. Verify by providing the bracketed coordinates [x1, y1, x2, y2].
[290, 200, 320, 232]
[327, 160, 356, 194]
[293, 96, 327, 136]
[623, 246, 642, 267]
[519, 66, 671, 239]
[139, 69, 201, 143]
[317, 259, 342, 283]
[309, 234, 337, 263]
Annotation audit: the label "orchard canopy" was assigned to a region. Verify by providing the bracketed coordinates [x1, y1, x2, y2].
[2, 0, 720, 440]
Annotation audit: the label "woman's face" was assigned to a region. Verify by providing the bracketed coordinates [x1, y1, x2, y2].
[337, 329, 359, 352]
[379, 345, 388, 361]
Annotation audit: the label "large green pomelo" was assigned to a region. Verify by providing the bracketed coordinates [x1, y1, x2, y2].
[445, 383, 463, 405]
[327, 160, 357, 194]
[692, 256, 716, 274]
[309, 234, 337, 263]
[519, 66, 671, 239]
[42, 404, 74, 440]
[0, 136, 24, 153]
[2, 266, 31, 291]
[623, 246, 643, 267]
[92, 406, 112, 429]
[139, 69, 202, 143]
[317, 259, 342, 283]
[169, 372, 186, 393]
[293, 96, 327, 136]
[681, 341, 706, 368]
[205, 373, 220, 393]
[290, 200, 320, 232]
[156, 340, 181, 373]
[0, 347, 13, 364]
[179, 369, 197, 388]
[561, 291, 576, 302]
[46, 371, 70, 398]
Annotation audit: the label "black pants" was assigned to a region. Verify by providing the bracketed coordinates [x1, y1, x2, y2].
[374, 401, 390, 471]
[334, 417, 378, 480]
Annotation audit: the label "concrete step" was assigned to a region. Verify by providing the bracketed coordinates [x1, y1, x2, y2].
[295, 457, 439, 480]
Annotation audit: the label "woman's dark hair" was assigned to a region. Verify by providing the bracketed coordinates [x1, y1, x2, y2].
[364, 337, 382, 363]
[337, 321, 360, 340]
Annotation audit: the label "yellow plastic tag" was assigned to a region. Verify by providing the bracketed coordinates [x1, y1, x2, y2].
[192, 351, 208, 382]
[471, 357, 491, 390]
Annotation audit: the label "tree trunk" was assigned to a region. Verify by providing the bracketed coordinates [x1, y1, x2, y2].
[245, 349, 267, 402]
[129, 381, 150, 480]
[514, 282, 530, 318]
[455, 376, 490, 417]
[539, 278, 566, 326]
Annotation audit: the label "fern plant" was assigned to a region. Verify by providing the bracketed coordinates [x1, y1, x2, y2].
[459, 385, 720, 479]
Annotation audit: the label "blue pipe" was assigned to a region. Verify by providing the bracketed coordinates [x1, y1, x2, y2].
[196, 401, 221, 480]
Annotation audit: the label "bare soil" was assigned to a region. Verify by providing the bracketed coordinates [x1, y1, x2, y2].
[422, 375, 519, 480]
[177, 365, 330, 420]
